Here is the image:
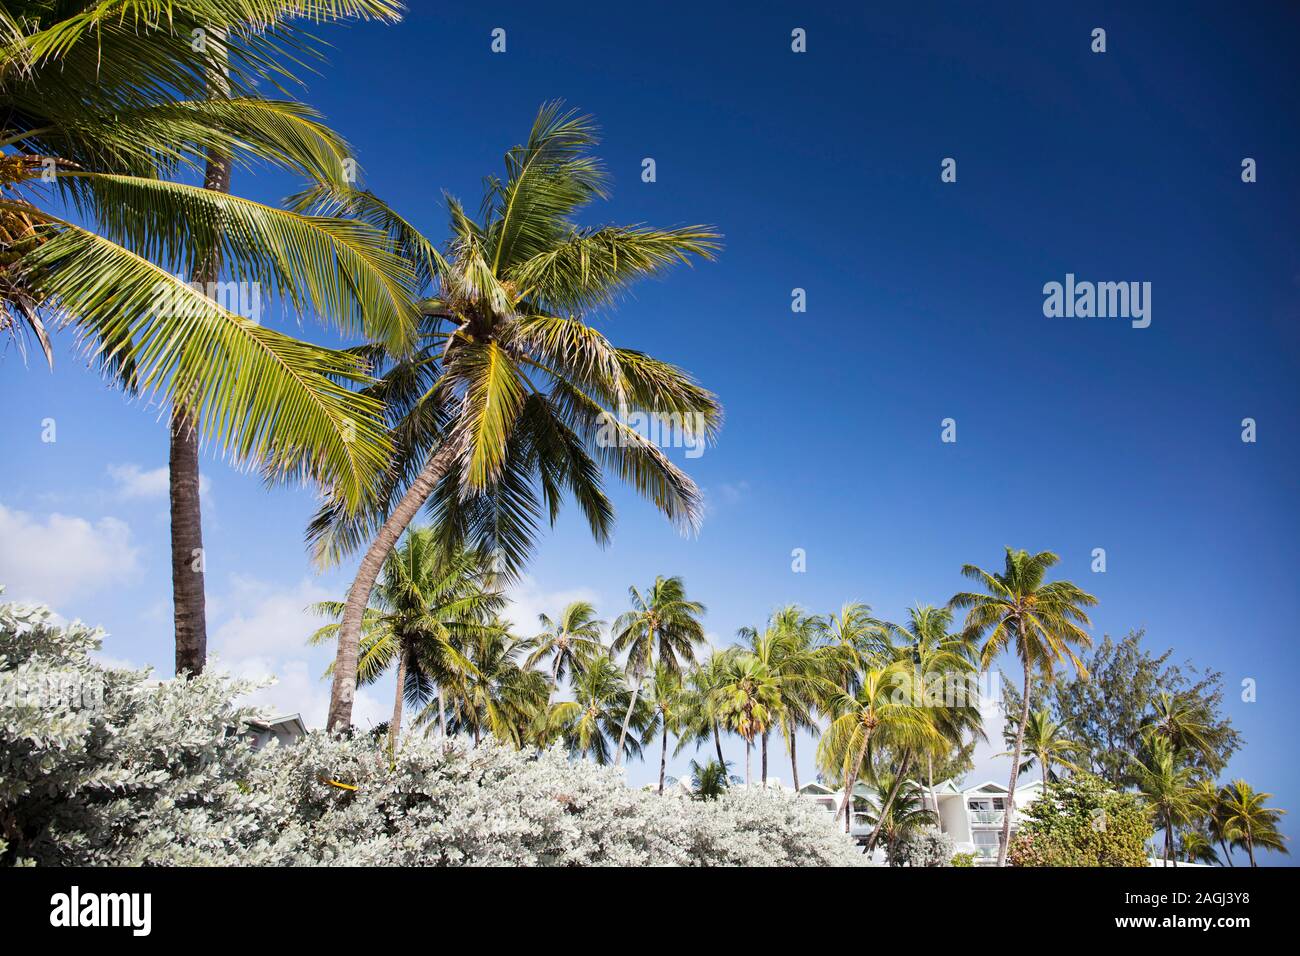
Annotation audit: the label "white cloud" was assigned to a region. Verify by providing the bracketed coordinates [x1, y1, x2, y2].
[209, 574, 385, 731]
[0, 502, 140, 604]
[108, 463, 210, 500]
[501, 575, 602, 638]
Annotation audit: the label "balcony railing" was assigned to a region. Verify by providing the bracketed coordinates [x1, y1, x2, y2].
[969, 809, 1005, 825]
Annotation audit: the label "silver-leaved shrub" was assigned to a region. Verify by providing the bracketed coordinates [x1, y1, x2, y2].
[1, 596, 865, 867]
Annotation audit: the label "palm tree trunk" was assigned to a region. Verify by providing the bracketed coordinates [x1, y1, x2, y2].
[327, 440, 461, 732]
[761, 730, 768, 787]
[998, 663, 1032, 866]
[1220, 838, 1233, 866]
[658, 720, 668, 794]
[928, 754, 940, 830]
[438, 686, 448, 738]
[745, 739, 752, 788]
[170, 406, 209, 678]
[170, 37, 232, 680]
[790, 729, 800, 791]
[712, 721, 725, 767]
[389, 639, 407, 751]
[1247, 832, 1256, 867]
[615, 681, 641, 767]
[866, 751, 912, 853]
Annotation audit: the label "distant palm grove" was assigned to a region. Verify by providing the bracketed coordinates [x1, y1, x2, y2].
[0, 3, 1286, 869]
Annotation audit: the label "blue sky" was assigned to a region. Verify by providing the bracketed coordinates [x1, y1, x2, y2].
[2, 2, 1297, 861]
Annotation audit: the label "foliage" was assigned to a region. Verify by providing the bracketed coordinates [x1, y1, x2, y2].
[950, 851, 977, 867]
[890, 827, 954, 867]
[1, 597, 867, 867]
[1007, 774, 1152, 867]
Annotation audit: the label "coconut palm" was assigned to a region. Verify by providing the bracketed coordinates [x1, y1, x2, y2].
[1, 1, 415, 677]
[1142, 691, 1224, 775]
[863, 769, 937, 865]
[738, 606, 828, 787]
[308, 529, 499, 748]
[610, 575, 706, 765]
[999, 708, 1084, 786]
[1131, 737, 1201, 866]
[435, 620, 550, 747]
[523, 601, 605, 703]
[644, 664, 686, 793]
[1219, 779, 1289, 867]
[308, 104, 723, 731]
[889, 604, 985, 819]
[689, 759, 730, 800]
[715, 652, 781, 787]
[821, 601, 890, 696]
[1178, 829, 1222, 866]
[950, 548, 1097, 865]
[817, 660, 937, 835]
[548, 651, 644, 765]
[673, 649, 734, 767]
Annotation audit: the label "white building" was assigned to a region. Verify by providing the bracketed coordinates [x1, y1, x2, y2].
[797, 777, 1046, 863]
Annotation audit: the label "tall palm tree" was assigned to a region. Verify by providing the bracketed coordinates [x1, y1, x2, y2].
[610, 575, 706, 765]
[950, 548, 1097, 865]
[1219, 779, 1289, 867]
[310, 104, 723, 731]
[548, 651, 645, 765]
[1131, 737, 1200, 867]
[821, 602, 889, 696]
[673, 649, 733, 767]
[817, 660, 936, 835]
[889, 604, 985, 820]
[738, 605, 827, 787]
[999, 708, 1084, 787]
[523, 600, 605, 703]
[645, 664, 686, 793]
[308, 529, 499, 748]
[715, 652, 782, 787]
[2, 1, 414, 677]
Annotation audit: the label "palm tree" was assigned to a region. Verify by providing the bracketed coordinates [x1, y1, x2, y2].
[523, 601, 605, 703]
[309, 529, 499, 748]
[436, 620, 550, 747]
[1, 2, 415, 677]
[890, 604, 985, 820]
[864, 768, 937, 865]
[1142, 691, 1223, 775]
[549, 651, 644, 765]
[821, 602, 889, 696]
[1178, 829, 1221, 866]
[311, 104, 723, 731]
[999, 708, 1084, 786]
[673, 649, 734, 767]
[1131, 737, 1200, 866]
[645, 664, 686, 793]
[715, 652, 782, 787]
[689, 759, 730, 800]
[1219, 779, 1289, 867]
[610, 575, 706, 765]
[950, 548, 1097, 865]
[817, 660, 936, 836]
[739, 606, 828, 788]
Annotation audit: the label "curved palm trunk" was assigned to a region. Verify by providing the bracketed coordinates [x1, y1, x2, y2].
[438, 686, 448, 738]
[866, 751, 912, 853]
[170, 39, 231, 679]
[712, 721, 725, 767]
[327, 440, 460, 732]
[615, 682, 640, 767]
[1246, 831, 1256, 867]
[761, 730, 769, 787]
[928, 755, 940, 830]
[998, 662, 1032, 866]
[1220, 838, 1234, 866]
[841, 734, 870, 835]
[789, 729, 800, 792]
[658, 720, 669, 793]
[389, 639, 408, 751]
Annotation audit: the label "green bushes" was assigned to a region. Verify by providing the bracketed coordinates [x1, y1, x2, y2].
[1008, 774, 1152, 867]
